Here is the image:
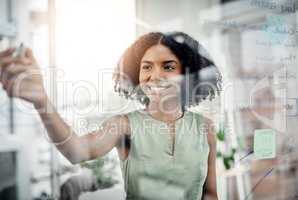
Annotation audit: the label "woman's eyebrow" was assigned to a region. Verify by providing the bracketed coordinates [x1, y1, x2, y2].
[141, 60, 178, 64]
[163, 60, 178, 64]
[141, 60, 153, 64]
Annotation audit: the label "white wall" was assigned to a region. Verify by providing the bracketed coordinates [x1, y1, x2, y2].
[135, 0, 216, 38]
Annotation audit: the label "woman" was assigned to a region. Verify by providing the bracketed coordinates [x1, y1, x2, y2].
[0, 31, 221, 199]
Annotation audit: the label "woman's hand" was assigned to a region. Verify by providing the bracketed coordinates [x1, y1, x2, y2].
[0, 48, 47, 108]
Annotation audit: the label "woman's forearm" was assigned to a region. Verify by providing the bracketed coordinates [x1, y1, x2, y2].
[34, 95, 90, 164]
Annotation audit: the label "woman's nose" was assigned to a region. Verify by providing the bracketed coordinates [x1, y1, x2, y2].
[149, 68, 164, 82]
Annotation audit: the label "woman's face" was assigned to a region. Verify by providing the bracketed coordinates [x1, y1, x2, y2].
[139, 44, 183, 99]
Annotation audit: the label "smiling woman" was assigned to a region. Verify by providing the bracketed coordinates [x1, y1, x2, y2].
[0, 31, 221, 200]
[111, 32, 221, 199]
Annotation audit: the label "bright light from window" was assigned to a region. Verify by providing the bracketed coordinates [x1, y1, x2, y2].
[55, 0, 136, 109]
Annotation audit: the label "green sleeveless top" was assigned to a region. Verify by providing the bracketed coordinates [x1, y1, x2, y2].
[120, 109, 210, 200]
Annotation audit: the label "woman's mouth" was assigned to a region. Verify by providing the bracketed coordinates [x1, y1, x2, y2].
[147, 85, 171, 92]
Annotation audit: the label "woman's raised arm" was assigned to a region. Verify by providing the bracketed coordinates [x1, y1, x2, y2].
[0, 48, 130, 164]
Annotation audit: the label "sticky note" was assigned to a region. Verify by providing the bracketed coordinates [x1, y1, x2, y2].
[254, 129, 276, 160]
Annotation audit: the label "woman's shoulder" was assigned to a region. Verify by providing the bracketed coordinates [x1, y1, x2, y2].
[187, 110, 212, 122]
[106, 109, 143, 131]
[108, 109, 141, 120]
[186, 110, 204, 121]
[199, 115, 216, 145]
[101, 113, 131, 135]
[187, 111, 216, 143]
[120, 109, 144, 119]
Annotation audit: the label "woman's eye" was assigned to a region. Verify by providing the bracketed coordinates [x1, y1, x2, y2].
[142, 65, 152, 70]
[164, 65, 175, 71]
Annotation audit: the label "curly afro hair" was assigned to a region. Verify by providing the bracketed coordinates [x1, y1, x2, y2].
[113, 31, 222, 110]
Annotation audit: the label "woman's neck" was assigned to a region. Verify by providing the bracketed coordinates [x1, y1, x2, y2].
[145, 97, 184, 123]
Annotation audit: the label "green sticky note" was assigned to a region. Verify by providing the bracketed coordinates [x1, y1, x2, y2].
[254, 129, 276, 160]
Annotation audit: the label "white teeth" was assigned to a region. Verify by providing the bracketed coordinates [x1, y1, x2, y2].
[151, 86, 167, 89]
[149, 85, 170, 92]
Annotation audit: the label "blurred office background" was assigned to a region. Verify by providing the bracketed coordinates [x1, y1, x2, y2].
[0, 0, 297, 199]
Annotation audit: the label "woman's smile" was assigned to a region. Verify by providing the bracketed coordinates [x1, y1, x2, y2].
[142, 81, 178, 96]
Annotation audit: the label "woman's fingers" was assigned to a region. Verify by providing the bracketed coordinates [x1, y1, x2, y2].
[0, 48, 15, 58]
[4, 71, 28, 98]
[0, 48, 36, 68]
[0, 48, 16, 69]
[4, 76, 16, 97]
[14, 56, 33, 66]
[24, 48, 34, 60]
[1, 64, 27, 86]
[0, 56, 15, 68]
[7, 65, 28, 77]
[4, 74, 18, 97]
[14, 48, 37, 67]
[1, 64, 27, 95]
